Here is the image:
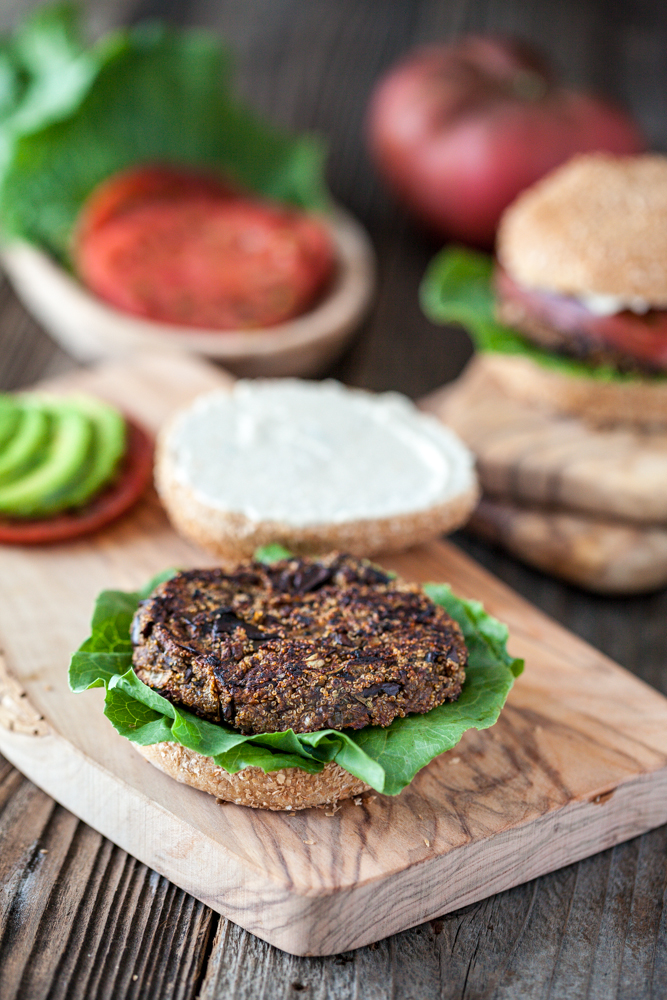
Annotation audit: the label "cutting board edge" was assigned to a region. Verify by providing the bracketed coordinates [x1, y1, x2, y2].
[2, 722, 667, 956]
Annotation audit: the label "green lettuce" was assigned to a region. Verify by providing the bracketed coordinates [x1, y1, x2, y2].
[0, 3, 328, 262]
[420, 246, 665, 385]
[69, 568, 523, 796]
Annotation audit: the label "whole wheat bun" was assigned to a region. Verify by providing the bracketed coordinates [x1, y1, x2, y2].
[155, 381, 479, 561]
[497, 153, 667, 304]
[475, 352, 667, 427]
[156, 468, 478, 562]
[136, 742, 370, 810]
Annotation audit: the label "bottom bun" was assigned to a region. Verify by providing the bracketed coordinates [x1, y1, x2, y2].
[478, 352, 667, 427]
[135, 742, 371, 810]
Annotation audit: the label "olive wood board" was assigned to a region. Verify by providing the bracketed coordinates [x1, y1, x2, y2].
[2, 352, 667, 957]
[422, 355, 667, 594]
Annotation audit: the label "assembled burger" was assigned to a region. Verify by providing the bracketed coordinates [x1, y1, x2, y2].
[493, 153, 667, 422]
[422, 153, 667, 427]
[420, 153, 667, 593]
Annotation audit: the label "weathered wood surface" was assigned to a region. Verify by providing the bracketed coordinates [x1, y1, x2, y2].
[1, 0, 667, 996]
[7, 353, 667, 957]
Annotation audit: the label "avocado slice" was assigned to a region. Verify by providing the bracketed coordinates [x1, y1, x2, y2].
[0, 397, 21, 451]
[36, 395, 127, 512]
[0, 404, 52, 486]
[0, 406, 92, 517]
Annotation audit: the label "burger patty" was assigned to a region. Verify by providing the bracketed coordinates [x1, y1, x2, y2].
[496, 296, 654, 374]
[130, 553, 467, 735]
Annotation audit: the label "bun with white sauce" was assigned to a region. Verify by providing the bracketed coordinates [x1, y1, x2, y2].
[155, 378, 479, 560]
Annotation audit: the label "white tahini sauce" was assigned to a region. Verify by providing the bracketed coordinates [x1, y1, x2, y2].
[578, 292, 652, 316]
[166, 379, 475, 526]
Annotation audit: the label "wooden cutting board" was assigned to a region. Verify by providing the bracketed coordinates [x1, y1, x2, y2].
[422, 355, 667, 593]
[2, 352, 667, 957]
[423, 355, 667, 525]
[468, 497, 667, 594]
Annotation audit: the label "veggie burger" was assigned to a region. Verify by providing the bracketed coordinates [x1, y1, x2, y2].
[70, 550, 521, 811]
[422, 153, 667, 427]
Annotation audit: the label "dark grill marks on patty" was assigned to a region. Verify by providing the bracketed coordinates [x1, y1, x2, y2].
[131, 553, 467, 735]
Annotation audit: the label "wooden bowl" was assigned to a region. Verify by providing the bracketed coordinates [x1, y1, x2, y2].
[1, 208, 375, 378]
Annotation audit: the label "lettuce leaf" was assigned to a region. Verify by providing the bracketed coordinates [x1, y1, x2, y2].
[420, 246, 666, 385]
[69, 569, 523, 796]
[0, 3, 328, 262]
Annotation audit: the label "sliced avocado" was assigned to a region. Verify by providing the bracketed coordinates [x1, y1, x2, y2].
[0, 396, 22, 451]
[0, 404, 52, 486]
[37, 395, 127, 512]
[0, 407, 92, 517]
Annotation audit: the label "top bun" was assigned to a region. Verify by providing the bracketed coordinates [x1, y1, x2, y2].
[497, 154, 667, 305]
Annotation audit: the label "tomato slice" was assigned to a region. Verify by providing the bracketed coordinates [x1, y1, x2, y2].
[495, 265, 667, 370]
[74, 165, 336, 330]
[76, 164, 237, 241]
[0, 419, 153, 545]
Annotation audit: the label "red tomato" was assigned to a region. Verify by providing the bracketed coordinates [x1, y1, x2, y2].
[495, 265, 667, 370]
[0, 419, 153, 545]
[74, 166, 336, 329]
[76, 164, 237, 241]
[367, 37, 646, 248]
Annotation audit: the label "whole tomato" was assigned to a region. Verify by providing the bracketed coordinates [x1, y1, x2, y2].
[367, 37, 646, 248]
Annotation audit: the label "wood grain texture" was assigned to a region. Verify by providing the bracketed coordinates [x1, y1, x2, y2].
[3, 354, 667, 959]
[422, 356, 667, 593]
[424, 356, 667, 526]
[469, 497, 667, 595]
[0, 764, 216, 1000]
[1, 0, 667, 994]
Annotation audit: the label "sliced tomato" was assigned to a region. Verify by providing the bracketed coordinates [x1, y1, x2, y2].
[495, 265, 667, 370]
[73, 164, 336, 329]
[76, 164, 237, 242]
[0, 419, 153, 545]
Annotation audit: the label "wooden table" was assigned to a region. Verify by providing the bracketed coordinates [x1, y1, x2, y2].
[2, 1, 667, 996]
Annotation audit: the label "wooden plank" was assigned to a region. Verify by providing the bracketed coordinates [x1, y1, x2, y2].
[196, 832, 667, 999]
[3, 353, 667, 958]
[422, 356, 667, 593]
[468, 497, 667, 595]
[0, 763, 217, 1000]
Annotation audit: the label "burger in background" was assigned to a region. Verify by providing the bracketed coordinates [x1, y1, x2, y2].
[420, 153, 667, 594]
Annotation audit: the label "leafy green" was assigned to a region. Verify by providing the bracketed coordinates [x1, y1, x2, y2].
[69, 569, 523, 796]
[254, 543, 294, 565]
[0, 3, 328, 262]
[420, 246, 665, 385]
